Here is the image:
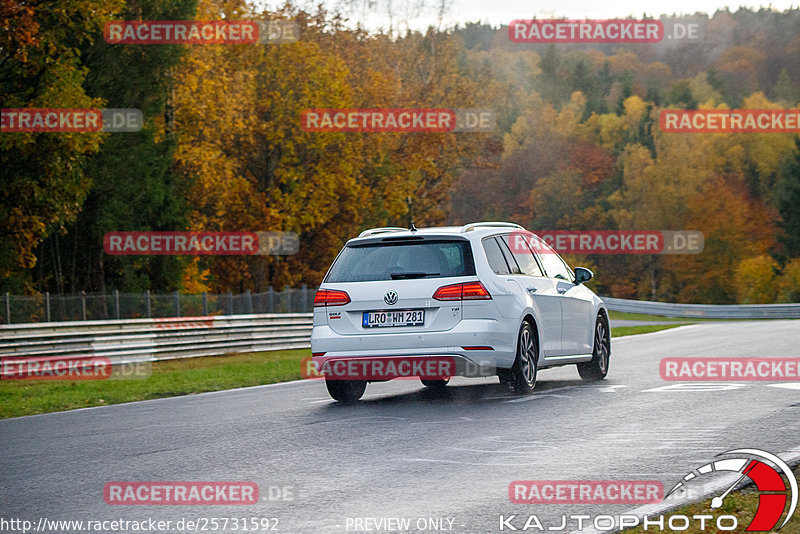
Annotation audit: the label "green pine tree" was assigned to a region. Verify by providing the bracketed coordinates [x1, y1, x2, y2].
[776, 137, 800, 258]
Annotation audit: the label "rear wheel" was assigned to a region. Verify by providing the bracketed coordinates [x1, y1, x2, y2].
[577, 314, 610, 381]
[420, 378, 449, 389]
[509, 322, 538, 394]
[325, 378, 367, 402]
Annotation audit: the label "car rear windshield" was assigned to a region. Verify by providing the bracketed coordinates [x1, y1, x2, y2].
[325, 239, 476, 282]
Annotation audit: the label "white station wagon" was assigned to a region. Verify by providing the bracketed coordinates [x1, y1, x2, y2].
[311, 222, 611, 402]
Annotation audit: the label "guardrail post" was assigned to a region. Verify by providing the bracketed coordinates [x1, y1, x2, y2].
[285, 285, 291, 313]
[145, 289, 151, 318]
[227, 292, 233, 315]
[246, 289, 253, 314]
[45, 291, 51, 322]
[301, 284, 308, 311]
[114, 289, 120, 319]
[202, 292, 208, 316]
[174, 290, 180, 317]
[267, 286, 274, 313]
[81, 291, 87, 320]
[4, 292, 10, 324]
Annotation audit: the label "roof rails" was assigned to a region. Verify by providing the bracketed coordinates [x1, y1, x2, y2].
[357, 227, 408, 238]
[460, 222, 524, 233]
[358, 222, 525, 237]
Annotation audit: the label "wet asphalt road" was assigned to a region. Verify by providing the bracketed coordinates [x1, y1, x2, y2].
[1, 320, 799, 534]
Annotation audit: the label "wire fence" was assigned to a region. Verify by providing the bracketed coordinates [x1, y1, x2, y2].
[5, 290, 799, 325]
[1, 287, 316, 324]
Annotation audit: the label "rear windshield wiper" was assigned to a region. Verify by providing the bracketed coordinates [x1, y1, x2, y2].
[390, 272, 440, 280]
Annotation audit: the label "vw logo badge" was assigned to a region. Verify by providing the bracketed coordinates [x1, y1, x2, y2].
[384, 291, 398, 305]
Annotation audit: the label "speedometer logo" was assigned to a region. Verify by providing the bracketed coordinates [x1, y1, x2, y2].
[666, 448, 798, 531]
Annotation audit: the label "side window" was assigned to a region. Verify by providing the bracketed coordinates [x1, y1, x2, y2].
[496, 237, 522, 274]
[531, 237, 574, 281]
[499, 234, 543, 277]
[482, 237, 510, 275]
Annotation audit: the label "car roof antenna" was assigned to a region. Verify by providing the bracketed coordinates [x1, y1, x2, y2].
[406, 196, 417, 232]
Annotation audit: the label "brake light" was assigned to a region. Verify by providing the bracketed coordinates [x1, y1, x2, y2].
[314, 289, 351, 307]
[432, 281, 491, 301]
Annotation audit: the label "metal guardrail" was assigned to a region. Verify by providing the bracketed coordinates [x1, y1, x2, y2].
[602, 297, 800, 319]
[0, 314, 313, 376]
[2, 297, 798, 377]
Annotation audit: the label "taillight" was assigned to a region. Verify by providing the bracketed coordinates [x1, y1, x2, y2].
[431, 283, 463, 301]
[314, 289, 351, 307]
[432, 281, 492, 301]
[462, 281, 492, 299]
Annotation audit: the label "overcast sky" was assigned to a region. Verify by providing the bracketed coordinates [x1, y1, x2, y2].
[273, 0, 798, 33]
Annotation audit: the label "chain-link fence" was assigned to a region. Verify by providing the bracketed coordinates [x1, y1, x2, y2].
[0, 287, 316, 324]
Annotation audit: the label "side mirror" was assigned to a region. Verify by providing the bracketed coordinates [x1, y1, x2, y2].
[574, 267, 594, 285]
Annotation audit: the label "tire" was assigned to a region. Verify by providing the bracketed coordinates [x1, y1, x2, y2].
[420, 378, 450, 389]
[509, 322, 538, 394]
[497, 368, 513, 385]
[325, 378, 367, 402]
[577, 314, 611, 381]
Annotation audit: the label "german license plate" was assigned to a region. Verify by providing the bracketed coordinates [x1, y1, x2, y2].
[362, 309, 424, 328]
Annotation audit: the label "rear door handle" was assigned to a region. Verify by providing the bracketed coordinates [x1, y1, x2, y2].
[557, 288, 567, 294]
[526, 287, 537, 293]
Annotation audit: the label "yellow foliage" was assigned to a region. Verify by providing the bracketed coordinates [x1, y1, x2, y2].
[182, 258, 212, 294]
[733, 255, 778, 303]
[579, 112, 627, 152]
[690, 72, 723, 106]
[776, 259, 800, 303]
[622, 95, 647, 128]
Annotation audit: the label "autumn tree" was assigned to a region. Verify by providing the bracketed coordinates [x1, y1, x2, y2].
[33, 0, 197, 294]
[0, 0, 123, 292]
[733, 255, 778, 303]
[665, 177, 776, 303]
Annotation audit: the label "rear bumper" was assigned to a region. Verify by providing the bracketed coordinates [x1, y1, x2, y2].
[310, 318, 516, 373]
[311, 353, 499, 378]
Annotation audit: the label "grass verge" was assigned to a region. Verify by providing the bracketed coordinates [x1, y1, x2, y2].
[610, 324, 689, 337]
[608, 310, 765, 322]
[0, 349, 310, 420]
[0, 325, 683, 419]
[622, 464, 800, 533]
[609, 311, 705, 322]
